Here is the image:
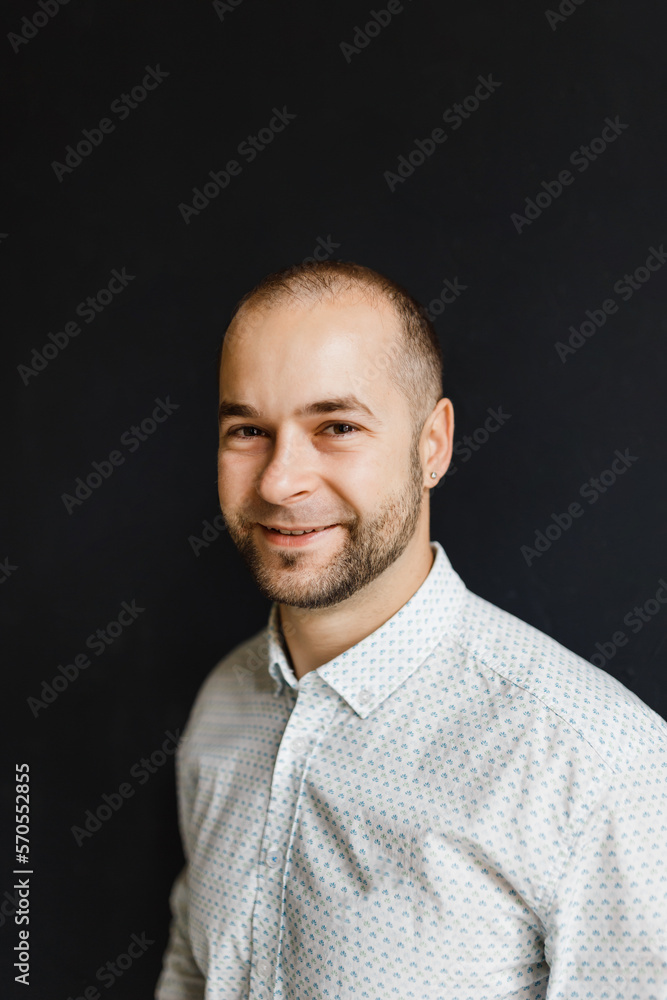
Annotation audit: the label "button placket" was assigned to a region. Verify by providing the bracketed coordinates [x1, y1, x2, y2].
[265, 845, 283, 868]
[256, 957, 272, 978]
[251, 675, 343, 998]
[250, 678, 326, 997]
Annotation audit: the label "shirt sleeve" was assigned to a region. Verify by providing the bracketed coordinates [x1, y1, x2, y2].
[154, 864, 206, 1000]
[543, 763, 667, 999]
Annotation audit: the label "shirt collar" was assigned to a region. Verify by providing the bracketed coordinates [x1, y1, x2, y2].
[267, 541, 467, 718]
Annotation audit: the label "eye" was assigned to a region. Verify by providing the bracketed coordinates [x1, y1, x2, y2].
[227, 425, 266, 438]
[323, 423, 359, 436]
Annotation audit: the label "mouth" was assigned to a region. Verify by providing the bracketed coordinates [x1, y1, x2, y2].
[258, 523, 339, 547]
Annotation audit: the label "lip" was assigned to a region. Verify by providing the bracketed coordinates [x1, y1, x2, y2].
[258, 523, 339, 547]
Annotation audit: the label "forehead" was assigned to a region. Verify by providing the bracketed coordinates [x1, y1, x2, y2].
[219, 293, 406, 415]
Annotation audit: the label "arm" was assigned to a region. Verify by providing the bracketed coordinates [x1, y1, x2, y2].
[155, 719, 206, 1000]
[544, 764, 667, 998]
[154, 865, 206, 1000]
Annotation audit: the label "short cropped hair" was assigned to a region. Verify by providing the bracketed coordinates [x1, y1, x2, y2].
[218, 260, 443, 434]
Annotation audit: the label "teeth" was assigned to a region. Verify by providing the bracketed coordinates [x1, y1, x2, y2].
[269, 527, 327, 535]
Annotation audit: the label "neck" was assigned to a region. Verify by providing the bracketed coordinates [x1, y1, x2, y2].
[278, 525, 435, 680]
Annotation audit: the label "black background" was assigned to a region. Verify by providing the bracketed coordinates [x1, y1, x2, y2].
[2, 1, 666, 997]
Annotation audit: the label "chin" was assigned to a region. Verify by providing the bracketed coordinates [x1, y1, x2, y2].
[256, 565, 335, 608]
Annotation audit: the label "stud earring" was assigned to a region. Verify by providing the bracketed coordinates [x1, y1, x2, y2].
[430, 472, 437, 480]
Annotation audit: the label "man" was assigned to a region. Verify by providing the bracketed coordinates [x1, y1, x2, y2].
[156, 260, 667, 999]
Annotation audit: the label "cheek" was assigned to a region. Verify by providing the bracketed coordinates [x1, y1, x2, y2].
[329, 446, 404, 501]
[217, 451, 255, 502]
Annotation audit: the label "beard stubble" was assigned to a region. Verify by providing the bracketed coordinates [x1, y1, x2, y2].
[222, 438, 425, 609]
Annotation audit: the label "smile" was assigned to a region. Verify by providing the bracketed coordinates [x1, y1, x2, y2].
[262, 525, 332, 535]
[258, 523, 339, 547]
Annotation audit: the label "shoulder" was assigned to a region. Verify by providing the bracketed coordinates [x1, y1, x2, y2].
[450, 588, 667, 772]
[184, 625, 273, 730]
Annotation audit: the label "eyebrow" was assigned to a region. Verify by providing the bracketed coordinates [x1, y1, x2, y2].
[217, 395, 376, 423]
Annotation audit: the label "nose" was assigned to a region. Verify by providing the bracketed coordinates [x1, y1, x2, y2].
[256, 430, 318, 507]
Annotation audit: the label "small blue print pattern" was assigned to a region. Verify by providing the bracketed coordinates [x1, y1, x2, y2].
[155, 542, 667, 1000]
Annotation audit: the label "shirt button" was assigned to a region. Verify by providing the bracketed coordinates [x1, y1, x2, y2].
[256, 958, 272, 977]
[265, 847, 282, 868]
[358, 688, 372, 704]
[291, 737, 309, 753]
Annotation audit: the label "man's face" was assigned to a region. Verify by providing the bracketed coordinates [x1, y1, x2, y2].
[217, 293, 428, 609]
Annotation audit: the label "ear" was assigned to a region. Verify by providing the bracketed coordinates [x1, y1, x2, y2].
[421, 398, 454, 488]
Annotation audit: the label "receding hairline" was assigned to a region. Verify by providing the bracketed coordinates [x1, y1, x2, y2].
[224, 279, 403, 343]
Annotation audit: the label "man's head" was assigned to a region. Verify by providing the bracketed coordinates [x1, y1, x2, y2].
[216, 260, 453, 609]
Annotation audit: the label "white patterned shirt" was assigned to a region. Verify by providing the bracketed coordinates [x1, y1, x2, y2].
[155, 541, 667, 1000]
